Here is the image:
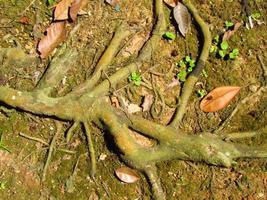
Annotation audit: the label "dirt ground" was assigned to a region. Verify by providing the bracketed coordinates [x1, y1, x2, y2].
[0, 0, 266, 199]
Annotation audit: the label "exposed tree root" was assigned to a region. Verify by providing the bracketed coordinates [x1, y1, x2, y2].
[0, 0, 266, 199]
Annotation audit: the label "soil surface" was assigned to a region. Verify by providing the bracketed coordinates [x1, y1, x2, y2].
[0, 0, 266, 199]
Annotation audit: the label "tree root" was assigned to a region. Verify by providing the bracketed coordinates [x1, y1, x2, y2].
[0, 0, 266, 199]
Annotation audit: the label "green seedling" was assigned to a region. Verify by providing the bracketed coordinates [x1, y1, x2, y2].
[176, 56, 196, 81]
[177, 70, 187, 82]
[0, 182, 6, 190]
[201, 69, 208, 78]
[220, 41, 229, 50]
[163, 32, 176, 40]
[225, 21, 234, 29]
[196, 89, 207, 98]
[229, 48, 239, 59]
[129, 72, 142, 86]
[251, 12, 261, 20]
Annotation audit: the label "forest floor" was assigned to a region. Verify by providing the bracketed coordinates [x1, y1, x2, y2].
[0, 0, 266, 199]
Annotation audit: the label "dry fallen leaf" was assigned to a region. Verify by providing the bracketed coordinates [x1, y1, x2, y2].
[222, 22, 242, 41]
[173, 2, 191, 37]
[54, 0, 74, 20]
[70, 0, 88, 21]
[38, 21, 66, 58]
[105, 0, 119, 7]
[200, 86, 241, 112]
[120, 96, 142, 114]
[115, 167, 140, 183]
[163, 0, 178, 7]
[141, 94, 154, 112]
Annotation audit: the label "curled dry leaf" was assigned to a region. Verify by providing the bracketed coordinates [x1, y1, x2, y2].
[200, 86, 241, 112]
[222, 22, 242, 41]
[38, 21, 66, 58]
[163, 0, 178, 7]
[70, 0, 88, 21]
[115, 167, 140, 183]
[173, 2, 192, 37]
[54, 0, 74, 20]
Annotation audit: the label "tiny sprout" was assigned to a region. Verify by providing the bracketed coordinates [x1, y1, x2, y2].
[0, 182, 6, 190]
[201, 69, 208, 78]
[229, 48, 239, 59]
[220, 41, 229, 50]
[209, 45, 217, 53]
[225, 21, 234, 29]
[129, 72, 142, 86]
[213, 35, 220, 44]
[251, 12, 261, 20]
[163, 32, 176, 40]
[178, 60, 186, 68]
[197, 89, 207, 98]
[219, 50, 226, 58]
[177, 70, 187, 82]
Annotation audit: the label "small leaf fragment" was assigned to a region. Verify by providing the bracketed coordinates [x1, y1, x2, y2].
[115, 167, 140, 184]
[38, 21, 66, 58]
[200, 86, 241, 112]
[54, 0, 74, 20]
[173, 2, 192, 37]
[163, 32, 176, 40]
[222, 22, 242, 41]
[163, 0, 178, 8]
[70, 0, 88, 21]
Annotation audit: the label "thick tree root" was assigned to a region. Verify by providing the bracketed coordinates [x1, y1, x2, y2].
[0, 0, 266, 199]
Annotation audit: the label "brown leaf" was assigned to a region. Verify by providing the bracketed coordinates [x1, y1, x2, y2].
[105, 0, 119, 7]
[173, 2, 192, 37]
[141, 94, 154, 112]
[222, 22, 242, 41]
[38, 21, 66, 58]
[54, 0, 73, 20]
[115, 167, 140, 183]
[200, 86, 241, 112]
[70, 0, 88, 21]
[164, 0, 179, 7]
[19, 16, 30, 24]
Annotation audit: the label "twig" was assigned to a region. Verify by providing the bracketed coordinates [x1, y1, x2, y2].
[216, 86, 267, 133]
[42, 121, 62, 182]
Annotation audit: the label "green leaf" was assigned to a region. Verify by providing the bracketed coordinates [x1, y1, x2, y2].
[178, 60, 186, 68]
[209, 45, 217, 53]
[232, 48, 239, 55]
[197, 89, 207, 98]
[213, 35, 220, 44]
[201, 69, 208, 78]
[47, 0, 54, 5]
[251, 12, 261, 20]
[129, 72, 142, 86]
[225, 21, 234, 28]
[220, 41, 229, 50]
[185, 56, 191, 62]
[177, 70, 187, 82]
[163, 32, 176, 40]
[218, 50, 225, 58]
[189, 60, 195, 68]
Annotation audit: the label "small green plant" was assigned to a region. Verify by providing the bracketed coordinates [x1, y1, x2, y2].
[163, 32, 176, 40]
[128, 72, 142, 86]
[0, 182, 6, 190]
[196, 89, 207, 98]
[225, 21, 234, 29]
[229, 48, 239, 59]
[210, 35, 239, 60]
[201, 69, 208, 78]
[251, 12, 261, 20]
[176, 56, 196, 82]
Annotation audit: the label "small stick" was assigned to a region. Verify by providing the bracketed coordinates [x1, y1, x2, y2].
[66, 121, 80, 143]
[42, 121, 62, 182]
